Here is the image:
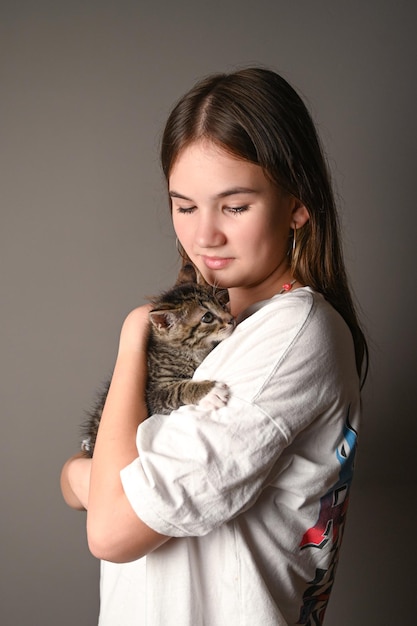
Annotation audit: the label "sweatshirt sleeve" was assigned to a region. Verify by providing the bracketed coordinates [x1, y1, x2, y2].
[121, 395, 289, 536]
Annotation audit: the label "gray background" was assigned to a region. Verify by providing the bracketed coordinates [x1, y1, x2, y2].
[1, 1, 416, 624]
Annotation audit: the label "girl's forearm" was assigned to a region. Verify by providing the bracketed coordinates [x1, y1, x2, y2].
[89, 346, 148, 505]
[86, 306, 168, 562]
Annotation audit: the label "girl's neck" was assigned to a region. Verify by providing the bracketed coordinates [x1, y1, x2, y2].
[228, 276, 299, 318]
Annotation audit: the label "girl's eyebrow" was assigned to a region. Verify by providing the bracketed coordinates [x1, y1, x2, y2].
[169, 187, 257, 201]
[169, 190, 193, 201]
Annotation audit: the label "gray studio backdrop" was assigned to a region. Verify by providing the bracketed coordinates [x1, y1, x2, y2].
[1, 1, 416, 624]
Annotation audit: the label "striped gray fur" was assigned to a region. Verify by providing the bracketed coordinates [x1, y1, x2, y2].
[81, 272, 234, 457]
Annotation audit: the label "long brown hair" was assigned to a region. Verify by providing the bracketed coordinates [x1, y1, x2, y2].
[161, 67, 368, 384]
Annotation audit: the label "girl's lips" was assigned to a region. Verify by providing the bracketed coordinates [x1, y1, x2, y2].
[201, 256, 233, 270]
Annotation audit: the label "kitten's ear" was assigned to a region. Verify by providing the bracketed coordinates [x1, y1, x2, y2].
[216, 289, 230, 307]
[149, 309, 182, 331]
[176, 262, 197, 285]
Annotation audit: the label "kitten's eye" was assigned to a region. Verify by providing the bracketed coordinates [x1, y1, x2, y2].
[201, 312, 215, 323]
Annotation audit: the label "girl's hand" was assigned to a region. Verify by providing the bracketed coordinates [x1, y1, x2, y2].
[60, 453, 92, 511]
[117, 304, 153, 356]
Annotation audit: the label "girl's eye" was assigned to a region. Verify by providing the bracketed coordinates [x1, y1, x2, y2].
[227, 205, 249, 214]
[177, 206, 196, 214]
[201, 312, 215, 323]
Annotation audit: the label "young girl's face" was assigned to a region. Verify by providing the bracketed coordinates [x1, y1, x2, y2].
[170, 140, 308, 313]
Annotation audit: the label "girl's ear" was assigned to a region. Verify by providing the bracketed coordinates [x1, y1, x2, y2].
[291, 201, 310, 229]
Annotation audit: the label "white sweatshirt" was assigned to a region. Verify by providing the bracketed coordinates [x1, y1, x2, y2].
[99, 287, 361, 625]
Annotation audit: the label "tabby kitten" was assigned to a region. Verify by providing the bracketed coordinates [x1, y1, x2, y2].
[81, 265, 235, 457]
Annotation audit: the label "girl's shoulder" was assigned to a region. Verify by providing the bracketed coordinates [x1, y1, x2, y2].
[229, 287, 354, 373]
[237, 286, 329, 331]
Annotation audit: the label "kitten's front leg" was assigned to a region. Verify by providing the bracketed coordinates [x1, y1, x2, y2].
[197, 382, 230, 410]
[153, 380, 230, 413]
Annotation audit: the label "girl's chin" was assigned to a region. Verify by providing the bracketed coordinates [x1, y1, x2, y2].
[199, 271, 228, 289]
[194, 263, 237, 290]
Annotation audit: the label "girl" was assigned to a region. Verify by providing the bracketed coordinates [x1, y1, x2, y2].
[61, 67, 367, 625]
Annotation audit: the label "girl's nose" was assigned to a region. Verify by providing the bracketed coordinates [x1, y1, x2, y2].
[195, 212, 226, 248]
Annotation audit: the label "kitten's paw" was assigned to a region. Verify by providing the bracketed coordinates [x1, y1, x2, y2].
[198, 382, 230, 410]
